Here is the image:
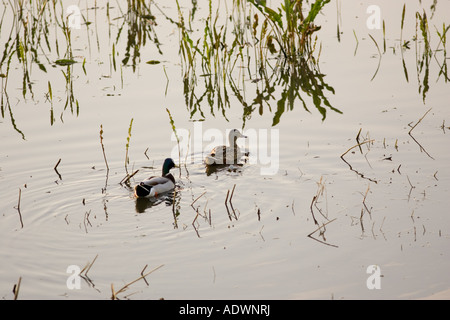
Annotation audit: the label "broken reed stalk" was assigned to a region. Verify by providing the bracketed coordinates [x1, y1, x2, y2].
[120, 169, 139, 185]
[13, 276, 22, 300]
[356, 128, 363, 154]
[83, 210, 92, 233]
[140, 264, 149, 286]
[229, 184, 237, 220]
[54, 158, 62, 180]
[310, 195, 319, 225]
[359, 208, 365, 233]
[100, 125, 109, 172]
[408, 108, 434, 160]
[172, 189, 178, 229]
[191, 191, 206, 208]
[340, 139, 378, 183]
[111, 264, 165, 300]
[80, 254, 98, 278]
[224, 185, 238, 220]
[224, 189, 232, 221]
[79, 254, 98, 287]
[307, 218, 338, 248]
[17, 188, 24, 228]
[230, 184, 236, 202]
[362, 183, 372, 216]
[192, 210, 200, 238]
[310, 177, 329, 226]
[341, 139, 374, 158]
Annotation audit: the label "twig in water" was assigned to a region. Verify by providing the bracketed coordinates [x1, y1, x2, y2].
[408, 108, 434, 160]
[172, 189, 178, 229]
[362, 184, 372, 217]
[224, 190, 232, 221]
[111, 264, 164, 300]
[192, 211, 200, 238]
[228, 184, 238, 220]
[141, 265, 149, 286]
[54, 158, 62, 180]
[433, 171, 438, 181]
[379, 217, 387, 240]
[310, 195, 319, 226]
[83, 210, 92, 233]
[359, 208, 365, 233]
[259, 225, 265, 241]
[120, 169, 139, 185]
[356, 128, 363, 153]
[307, 218, 338, 248]
[80, 254, 98, 278]
[79, 254, 98, 288]
[13, 277, 22, 300]
[340, 140, 378, 183]
[191, 191, 206, 208]
[100, 125, 109, 193]
[100, 125, 109, 172]
[16, 188, 24, 228]
[407, 175, 415, 201]
[230, 184, 236, 203]
[310, 177, 329, 226]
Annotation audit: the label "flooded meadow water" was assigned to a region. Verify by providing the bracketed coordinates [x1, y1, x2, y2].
[1, 0, 450, 300]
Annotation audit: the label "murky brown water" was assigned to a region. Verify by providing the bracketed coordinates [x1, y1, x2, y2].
[1, 0, 450, 299]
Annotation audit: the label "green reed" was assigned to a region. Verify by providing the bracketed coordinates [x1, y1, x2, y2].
[435, 23, 449, 82]
[125, 118, 134, 174]
[415, 10, 432, 103]
[248, 0, 330, 62]
[119, 0, 162, 71]
[176, 0, 338, 125]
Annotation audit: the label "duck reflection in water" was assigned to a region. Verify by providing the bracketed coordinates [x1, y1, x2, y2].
[135, 191, 177, 213]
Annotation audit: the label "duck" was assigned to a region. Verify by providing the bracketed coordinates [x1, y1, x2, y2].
[205, 129, 247, 165]
[134, 158, 177, 198]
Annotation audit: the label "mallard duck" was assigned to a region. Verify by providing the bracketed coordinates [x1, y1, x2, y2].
[205, 129, 247, 165]
[134, 158, 177, 198]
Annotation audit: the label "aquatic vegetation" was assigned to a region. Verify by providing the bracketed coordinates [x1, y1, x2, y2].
[248, 0, 330, 61]
[177, 0, 339, 126]
[119, 0, 162, 71]
[125, 118, 134, 174]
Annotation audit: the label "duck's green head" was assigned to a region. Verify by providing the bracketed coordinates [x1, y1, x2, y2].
[162, 158, 177, 175]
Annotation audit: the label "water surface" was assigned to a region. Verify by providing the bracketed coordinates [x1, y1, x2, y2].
[1, 0, 450, 299]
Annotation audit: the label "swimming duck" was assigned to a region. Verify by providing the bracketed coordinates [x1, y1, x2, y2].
[205, 129, 247, 165]
[134, 158, 177, 198]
